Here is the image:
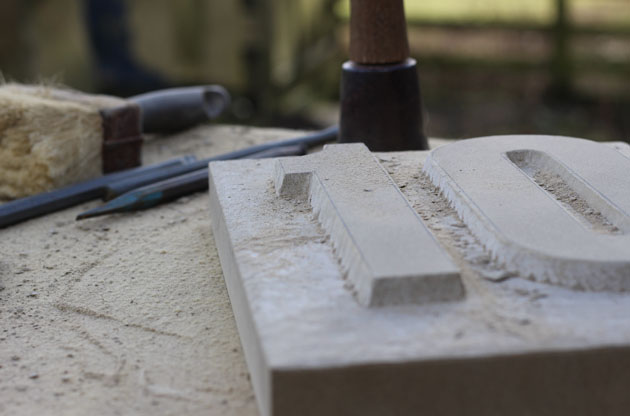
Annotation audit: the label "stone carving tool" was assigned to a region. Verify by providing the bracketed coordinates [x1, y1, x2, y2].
[76, 144, 309, 220]
[339, 0, 428, 151]
[0, 155, 196, 228]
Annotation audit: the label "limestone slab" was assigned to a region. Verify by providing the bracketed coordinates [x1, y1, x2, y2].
[424, 135, 630, 291]
[208, 139, 630, 416]
[274, 143, 462, 306]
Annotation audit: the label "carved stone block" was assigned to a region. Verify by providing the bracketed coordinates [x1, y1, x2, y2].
[208, 137, 630, 416]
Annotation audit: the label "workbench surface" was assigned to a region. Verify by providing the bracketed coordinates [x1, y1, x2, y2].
[1, 125, 302, 416]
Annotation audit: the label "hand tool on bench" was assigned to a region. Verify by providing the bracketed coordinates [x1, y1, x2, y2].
[0, 155, 196, 228]
[339, 0, 428, 151]
[1, 126, 337, 226]
[76, 143, 309, 220]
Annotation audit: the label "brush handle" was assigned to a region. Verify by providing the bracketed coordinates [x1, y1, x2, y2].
[349, 0, 410, 64]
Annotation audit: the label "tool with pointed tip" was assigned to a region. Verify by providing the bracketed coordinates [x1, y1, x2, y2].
[0, 155, 196, 228]
[339, 0, 427, 151]
[76, 143, 310, 220]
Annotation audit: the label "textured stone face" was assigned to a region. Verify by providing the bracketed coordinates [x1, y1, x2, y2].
[208, 139, 630, 416]
[274, 143, 462, 307]
[424, 135, 630, 292]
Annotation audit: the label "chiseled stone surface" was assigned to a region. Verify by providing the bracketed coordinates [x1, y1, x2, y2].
[424, 135, 630, 291]
[274, 143, 462, 307]
[209, 138, 630, 416]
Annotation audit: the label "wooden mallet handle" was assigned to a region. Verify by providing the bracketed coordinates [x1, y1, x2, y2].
[349, 0, 410, 65]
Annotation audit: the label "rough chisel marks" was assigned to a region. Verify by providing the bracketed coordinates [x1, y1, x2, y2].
[424, 135, 630, 292]
[274, 143, 463, 307]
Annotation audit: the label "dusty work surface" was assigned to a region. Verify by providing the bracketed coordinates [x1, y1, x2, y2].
[0, 125, 313, 416]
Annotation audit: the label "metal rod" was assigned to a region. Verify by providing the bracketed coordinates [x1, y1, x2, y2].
[1, 126, 337, 227]
[0, 155, 196, 228]
[76, 143, 310, 220]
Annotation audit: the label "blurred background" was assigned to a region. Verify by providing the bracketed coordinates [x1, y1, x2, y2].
[0, 0, 628, 142]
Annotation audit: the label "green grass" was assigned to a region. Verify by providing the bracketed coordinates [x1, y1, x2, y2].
[335, 0, 553, 24]
[405, 0, 553, 23]
[335, 0, 630, 27]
